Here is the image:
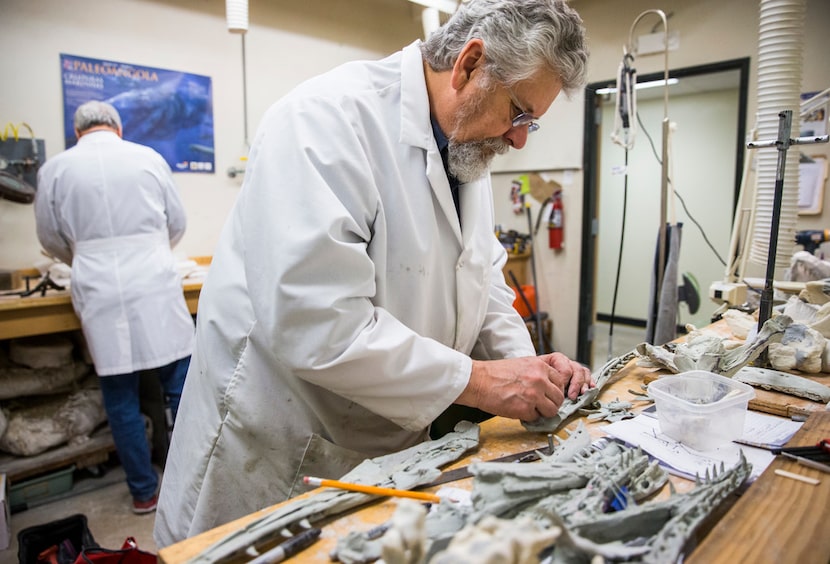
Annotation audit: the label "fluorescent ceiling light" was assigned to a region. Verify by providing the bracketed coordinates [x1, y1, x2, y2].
[595, 78, 679, 95]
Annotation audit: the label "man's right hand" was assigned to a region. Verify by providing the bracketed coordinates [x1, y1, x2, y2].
[455, 357, 571, 422]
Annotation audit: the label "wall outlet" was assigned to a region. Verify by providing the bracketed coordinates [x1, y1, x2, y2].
[636, 30, 680, 55]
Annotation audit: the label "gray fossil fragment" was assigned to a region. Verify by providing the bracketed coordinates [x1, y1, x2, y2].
[767, 323, 826, 373]
[523, 352, 637, 433]
[636, 314, 792, 376]
[734, 365, 830, 403]
[186, 421, 480, 564]
[331, 422, 751, 564]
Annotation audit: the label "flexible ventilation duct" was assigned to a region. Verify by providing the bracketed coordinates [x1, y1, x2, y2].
[748, 0, 804, 269]
[226, 0, 248, 34]
[422, 7, 441, 39]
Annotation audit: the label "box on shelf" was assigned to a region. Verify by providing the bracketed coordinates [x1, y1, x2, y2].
[648, 370, 755, 451]
[9, 465, 75, 511]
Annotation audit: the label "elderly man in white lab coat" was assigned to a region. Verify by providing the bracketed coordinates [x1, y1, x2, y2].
[156, 0, 591, 544]
[35, 101, 194, 514]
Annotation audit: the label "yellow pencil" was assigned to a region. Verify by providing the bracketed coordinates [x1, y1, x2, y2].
[303, 476, 441, 503]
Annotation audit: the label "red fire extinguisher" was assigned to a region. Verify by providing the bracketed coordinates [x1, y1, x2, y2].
[548, 189, 564, 250]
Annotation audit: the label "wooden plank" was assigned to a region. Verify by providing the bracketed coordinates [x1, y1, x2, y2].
[0, 427, 116, 483]
[687, 410, 830, 564]
[0, 278, 205, 340]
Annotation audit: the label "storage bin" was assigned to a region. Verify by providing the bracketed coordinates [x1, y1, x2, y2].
[648, 370, 754, 451]
[9, 466, 75, 509]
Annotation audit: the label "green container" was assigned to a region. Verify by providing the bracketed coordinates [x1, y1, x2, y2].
[9, 466, 75, 508]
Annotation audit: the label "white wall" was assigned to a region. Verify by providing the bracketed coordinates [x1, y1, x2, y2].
[3, 0, 829, 361]
[0, 0, 422, 268]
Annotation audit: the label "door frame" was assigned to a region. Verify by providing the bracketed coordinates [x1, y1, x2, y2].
[576, 58, 750, 365]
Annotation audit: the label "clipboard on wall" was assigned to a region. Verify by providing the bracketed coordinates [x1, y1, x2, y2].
[798, 155, 829, 215]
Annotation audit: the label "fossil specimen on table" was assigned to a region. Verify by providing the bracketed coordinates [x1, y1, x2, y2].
[578, 396, 652, 423]
[523, 352, 638, 433]
[635, 314, 792, 376]
[335, 422, 751, 564]
[636, 313, 830, 403]
[734, 365, 830, 403]
[184, 421, 480, 564]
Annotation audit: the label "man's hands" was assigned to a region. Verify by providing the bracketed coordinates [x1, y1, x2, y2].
[539, 352, 594, 401]
[455, 353, 594, 422]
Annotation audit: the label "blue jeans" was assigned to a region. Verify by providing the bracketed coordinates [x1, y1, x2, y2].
[98, 356, 190, 501]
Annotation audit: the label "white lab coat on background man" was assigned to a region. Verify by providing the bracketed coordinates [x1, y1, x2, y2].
[155, 40, 537, 543]
[35, 130, 194, 375]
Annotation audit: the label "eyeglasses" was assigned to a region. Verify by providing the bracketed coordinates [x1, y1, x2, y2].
[505, 85, 540, 133]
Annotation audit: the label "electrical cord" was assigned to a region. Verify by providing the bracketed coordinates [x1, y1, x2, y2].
[607, 149, 630, 360]
[636, 111, 727, 267]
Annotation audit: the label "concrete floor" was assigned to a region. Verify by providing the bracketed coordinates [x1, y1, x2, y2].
[2, 462, 158, 564]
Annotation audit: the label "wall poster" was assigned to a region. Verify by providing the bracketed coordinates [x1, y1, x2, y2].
[60, 53, 215, 174]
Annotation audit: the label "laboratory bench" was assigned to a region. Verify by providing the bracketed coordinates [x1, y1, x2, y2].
[0, 256, 209, 340]
[159, 333, 830, 564]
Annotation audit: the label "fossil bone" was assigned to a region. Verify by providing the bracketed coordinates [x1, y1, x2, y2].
[186, 421, 480, 564]
[380, 499, 428, 564]
[579, 398, 640, 423]
[334, 422, 751, 564]
[635, 314, 792, 376]
[523, 352, 637, 433]
[431, 513, 561, 564]
[733, 366, 830, 403]
[767, 322, 826, 373]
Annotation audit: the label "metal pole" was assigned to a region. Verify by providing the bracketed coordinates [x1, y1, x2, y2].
[241, 34, 249, 148]
[526, 206, 545, 354]
[747, 110, 828, 364]
[756, 110, 792, 332]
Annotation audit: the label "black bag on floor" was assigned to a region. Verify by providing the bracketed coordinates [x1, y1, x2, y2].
[17, 513, 98, 564]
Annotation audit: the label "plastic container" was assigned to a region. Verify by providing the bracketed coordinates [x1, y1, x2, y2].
[648, 370, 755, 451]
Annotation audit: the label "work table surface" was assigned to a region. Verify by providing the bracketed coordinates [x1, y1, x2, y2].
[159, 348, 830, 564]
[0, 257, 208, 340]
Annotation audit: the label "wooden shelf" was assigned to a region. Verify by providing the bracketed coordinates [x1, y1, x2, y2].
[0, 426, 115, 483]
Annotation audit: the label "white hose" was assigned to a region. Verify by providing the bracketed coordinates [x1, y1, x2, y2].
[748, 0, 805, 269]
[226, 0, 249, 34]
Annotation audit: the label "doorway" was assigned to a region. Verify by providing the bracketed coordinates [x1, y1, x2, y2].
[577, 59, 750, 365]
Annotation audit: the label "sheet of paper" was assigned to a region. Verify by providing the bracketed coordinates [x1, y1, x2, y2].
[602, 414, 781, 480]
[640, 406, 802, 448]
[738, 410, 804, 447]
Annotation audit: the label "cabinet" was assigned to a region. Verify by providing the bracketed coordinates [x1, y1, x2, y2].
[503, 250, 531, 288]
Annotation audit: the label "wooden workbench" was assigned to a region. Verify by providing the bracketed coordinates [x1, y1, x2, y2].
[687, 410, 830, 564]
[158, 351, 830, 564]
[0, 257, 209, 340]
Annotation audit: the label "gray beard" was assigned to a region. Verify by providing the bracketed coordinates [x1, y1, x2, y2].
[447, 137, 509, 183]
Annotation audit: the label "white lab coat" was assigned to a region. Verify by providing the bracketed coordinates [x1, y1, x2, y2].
[155, 41, 534, 545]
[35, 131, 194, 376]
